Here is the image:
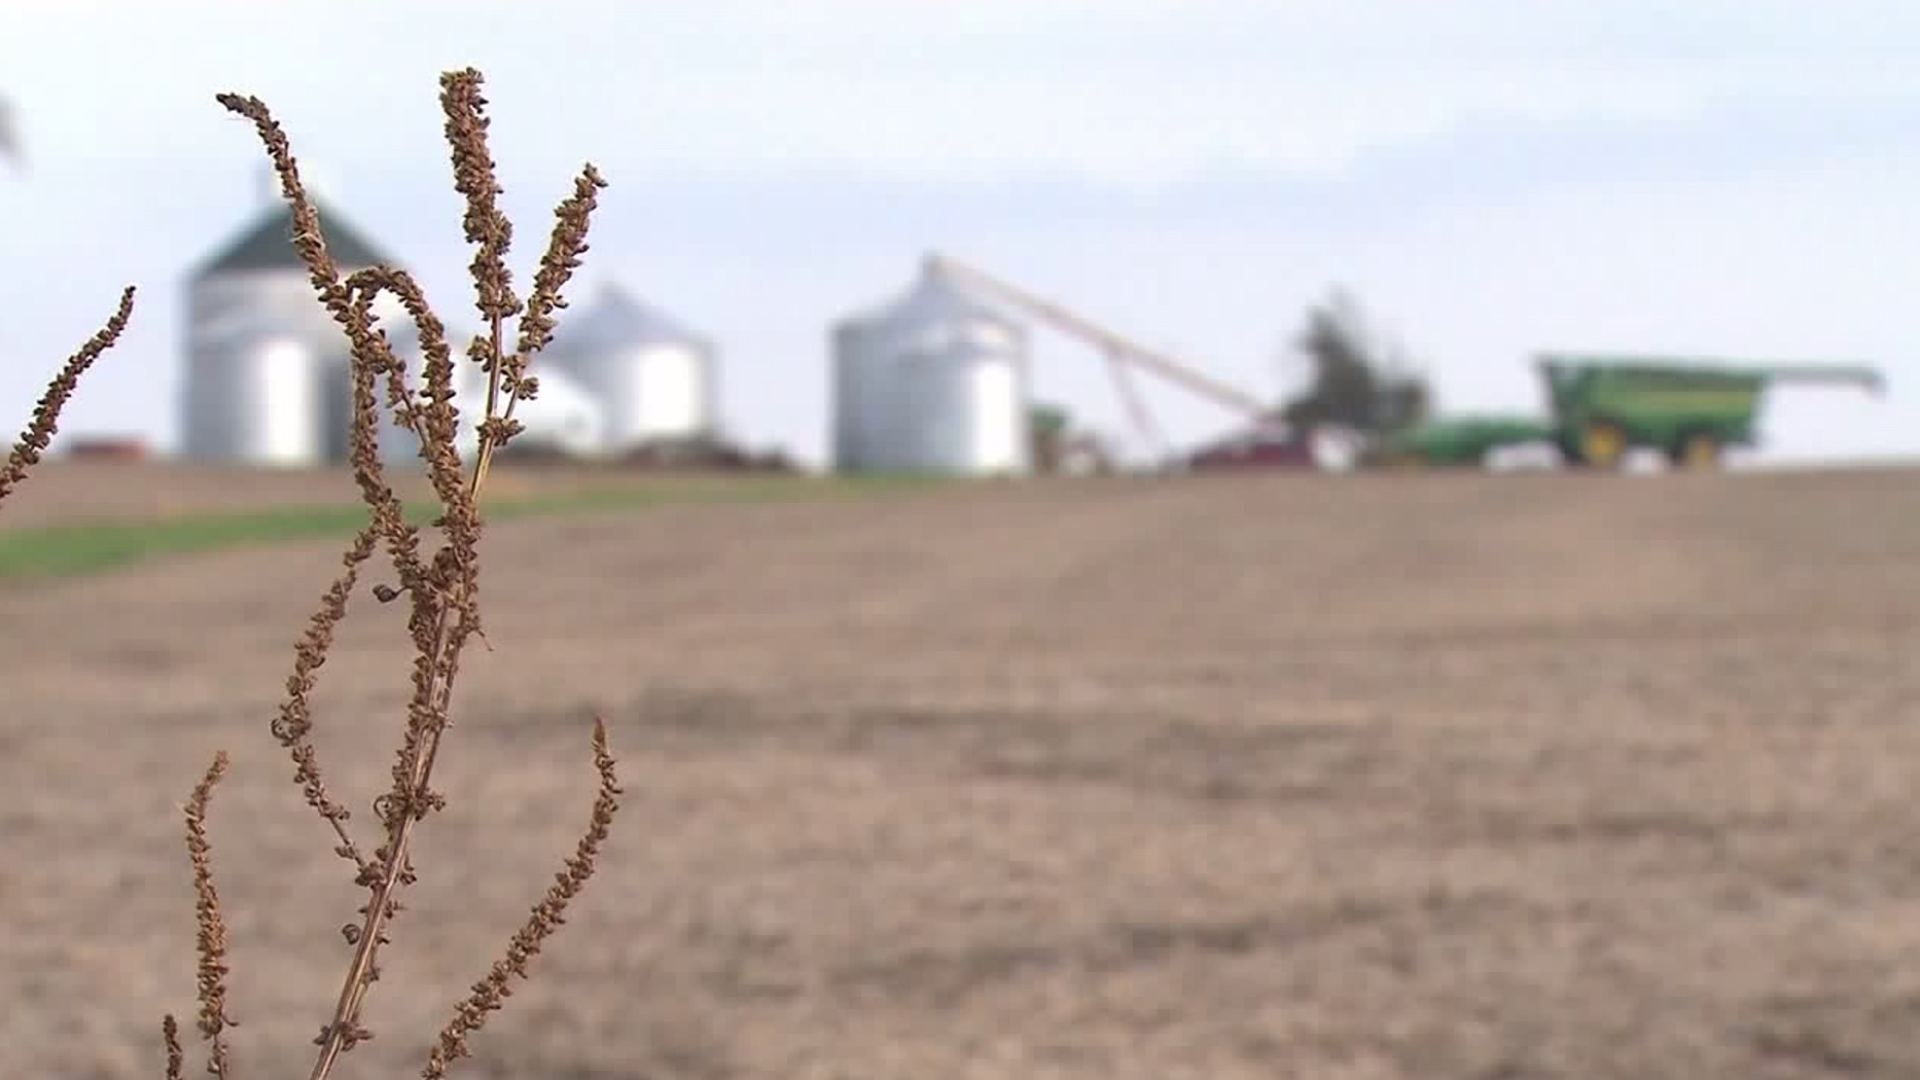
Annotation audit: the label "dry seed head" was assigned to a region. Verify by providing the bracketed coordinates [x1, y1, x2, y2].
[272, 526, 382, 880]
[184, 751, 236, 1079]
[210, 68, 616, 1080]
[161, 1014, 185, 1080]
[341, 269, 473, 534]
[217, 92, 437, 598]
[213, 94, 352, 325]
[503, 163, 608, 411]
[0, 286, 135, 507]
[438, 69, 522, 358]
[421, 717, 623, 1079]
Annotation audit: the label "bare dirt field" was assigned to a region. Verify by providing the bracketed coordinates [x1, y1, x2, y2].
[5, 466, 1920, 1079]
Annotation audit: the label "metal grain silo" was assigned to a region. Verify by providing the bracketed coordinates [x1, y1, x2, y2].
[547, 282, 718, 453]
[830, 258, 1032, 475]
[180, 186, 398, 465]
[184, 316, 323, 466]
[829, 318, 889, 471]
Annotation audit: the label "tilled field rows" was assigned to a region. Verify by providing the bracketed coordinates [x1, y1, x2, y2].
[3, 468, 1920, 1078]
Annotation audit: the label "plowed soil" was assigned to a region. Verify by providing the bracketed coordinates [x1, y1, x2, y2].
[4, 465, 1920, 1079]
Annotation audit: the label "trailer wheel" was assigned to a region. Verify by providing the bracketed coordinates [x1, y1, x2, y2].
[1577, 420, 1629, 470]
[1670, 431, 1723, 470]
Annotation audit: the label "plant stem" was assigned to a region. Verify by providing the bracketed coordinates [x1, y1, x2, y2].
[308, 317, 511, 1080]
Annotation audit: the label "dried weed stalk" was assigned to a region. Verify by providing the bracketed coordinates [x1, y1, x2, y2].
[0, 67, 621, 1080]
[186, 752, 237, 1079]
[0, 286, 136, 505]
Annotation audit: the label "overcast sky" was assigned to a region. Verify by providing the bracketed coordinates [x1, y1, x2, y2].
[2, 0, 1915, 466]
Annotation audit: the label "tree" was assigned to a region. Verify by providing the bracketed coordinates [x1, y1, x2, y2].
[0, 93, 21, 169]
[1279, 287, 1430, 435]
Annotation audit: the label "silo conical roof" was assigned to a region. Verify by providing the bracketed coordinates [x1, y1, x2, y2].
[190, 195, 394, 280]
[559, 281, 709, 351]
[841, 257, 1017, 335]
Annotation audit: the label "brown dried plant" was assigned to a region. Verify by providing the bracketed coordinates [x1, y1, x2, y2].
[0, 286, 136, 506]
[0, 67, 621, 1080]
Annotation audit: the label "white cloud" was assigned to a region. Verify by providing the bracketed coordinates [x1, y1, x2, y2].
[597, 63, 1916, 190]
[7, 0, 1920, 188]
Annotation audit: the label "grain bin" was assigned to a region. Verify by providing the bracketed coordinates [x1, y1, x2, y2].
[547, 282, 718, 453]
[830, 258, 1032, 476]
[829, 318, 888, 471]
[180, 182, 399, 465]
[183, 314, 323, 466]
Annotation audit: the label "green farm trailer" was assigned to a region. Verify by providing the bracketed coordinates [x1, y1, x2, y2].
[1374, 354, 1885, 471]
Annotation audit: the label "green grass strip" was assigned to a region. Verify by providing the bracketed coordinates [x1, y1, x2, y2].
[0, 473, 954, 581]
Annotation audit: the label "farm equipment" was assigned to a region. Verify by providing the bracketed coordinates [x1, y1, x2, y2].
[1372, 354, 1886, 470]
[1029, 404, 1117, 475]
[925, 254, 1275, 468]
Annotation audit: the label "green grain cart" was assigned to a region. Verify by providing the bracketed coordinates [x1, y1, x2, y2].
[1375, 354, 1885, 471]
